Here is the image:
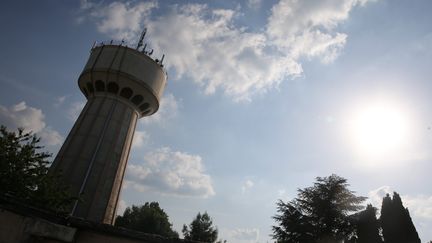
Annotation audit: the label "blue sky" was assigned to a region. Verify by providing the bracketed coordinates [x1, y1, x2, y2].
[1, 0, 432, 242]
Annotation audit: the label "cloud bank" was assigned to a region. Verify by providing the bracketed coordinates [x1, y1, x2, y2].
[141, 93, 180, 125]
[368, 186, 432, 220]
[132, 130, 150, 148]
[81, 0, 376, 101]
[230, 228, 260, 242]
[241, 179, 254, 193]
[126, 147, 215, 198]
[0, 102, 63, 146]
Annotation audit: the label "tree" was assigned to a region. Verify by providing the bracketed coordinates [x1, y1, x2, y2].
[355, 204, 382, 243]
[115, 202, 179, 238]
[0, 125, 74, 211]
[272, 174, 366, 243]
[380, 192, 420, 243]
[183, 212, 218, 243]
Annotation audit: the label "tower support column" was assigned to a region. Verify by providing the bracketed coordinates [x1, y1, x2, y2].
[49, 43, 167, 224]
[51, 95, 137, 224]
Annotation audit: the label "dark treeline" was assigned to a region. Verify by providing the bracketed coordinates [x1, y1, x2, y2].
[115, 203, 225, 243]
[272, 174, 421, 243]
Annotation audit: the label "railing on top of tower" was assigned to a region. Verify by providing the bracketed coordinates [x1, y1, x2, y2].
[90, 28, 168, 78]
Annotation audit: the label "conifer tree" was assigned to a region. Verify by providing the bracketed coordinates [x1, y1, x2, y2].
[272, 174, 366, 243]
[380, 192, 420, 243]
[115, 202, 179, 238]
[356, 204, 382, 243]
[183, 212, 218, 243]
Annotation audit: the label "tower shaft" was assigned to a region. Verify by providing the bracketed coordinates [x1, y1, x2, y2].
[49, 43, 166, 224]
[51, 96, 137, 224]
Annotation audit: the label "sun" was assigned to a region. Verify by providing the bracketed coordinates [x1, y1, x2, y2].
[348, 100, 412, 159]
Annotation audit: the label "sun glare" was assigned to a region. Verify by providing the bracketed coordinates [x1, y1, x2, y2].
[348, 100, 412, 159]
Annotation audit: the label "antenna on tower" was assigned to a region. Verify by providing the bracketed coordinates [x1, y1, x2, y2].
[160, 54, 165, 65]
[136, 28, 147, 50]
[141, 43, 147, 54]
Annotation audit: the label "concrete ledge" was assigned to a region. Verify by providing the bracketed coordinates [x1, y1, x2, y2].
[0, 195, 202, 243]
[24, 217, 76, 242]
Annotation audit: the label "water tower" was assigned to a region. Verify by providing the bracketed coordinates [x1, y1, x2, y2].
[49, 32, 166, 224]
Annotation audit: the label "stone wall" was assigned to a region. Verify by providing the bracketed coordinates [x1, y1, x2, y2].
[0, 196, 200, 243]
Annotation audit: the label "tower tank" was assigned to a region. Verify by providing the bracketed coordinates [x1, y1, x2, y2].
[49, 40, 166, 224]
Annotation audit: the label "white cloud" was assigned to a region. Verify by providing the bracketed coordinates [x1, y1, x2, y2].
[67, 101, 85, 122]
[278, 189, 286, 197]
[80, 0, 94, 10]
[82, 0, 376, 101]
[54, 96, 67, 108]
[90, 1, 157, 40]
[144, 4, 301, 101]
[230, 228, 260, 242]
[38, 127, 63, 146]
[126, 147, 215, 198]
[132, 130, 150, 148]
[367, 185, 392, 206]
[247, 0, 262, 10]
[0, 102, 63, 146]
[51, 96, 83, 121]
[404, 195, 432, 220]
[368, 186, 432, 220]
[141, 93, 180, 125]
[116, 199, 128, 216]
[241, 179, 254, 193]
[266, 0, 376, 63]
[0, 101, 45, 132]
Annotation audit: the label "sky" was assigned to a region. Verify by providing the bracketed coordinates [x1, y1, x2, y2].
[1, 0, 432, 242]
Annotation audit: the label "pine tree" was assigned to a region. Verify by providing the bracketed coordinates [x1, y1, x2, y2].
[356, 204, 382, 243]
[183, 212, 218, 243]
[272, 174, 366, 243]
[115, 202, 179, 238]
[380, 192, 420, 243]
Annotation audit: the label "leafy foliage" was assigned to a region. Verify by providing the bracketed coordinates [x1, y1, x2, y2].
[272, 174, 366, 243]
[115, 202, 179, 238]
[380, 192, 420, 243]
[355, 204, 382, 243]
[183, 212, 218, 243]
[0, 125, 74, 211]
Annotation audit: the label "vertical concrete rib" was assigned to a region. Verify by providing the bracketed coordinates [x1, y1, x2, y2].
[106, 108, 137, 224]
[70, 98, 116, 216]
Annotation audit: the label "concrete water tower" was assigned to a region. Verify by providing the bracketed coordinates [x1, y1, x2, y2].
[49, 32, 166, 224]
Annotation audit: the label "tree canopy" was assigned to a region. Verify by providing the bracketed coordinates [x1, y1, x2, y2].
[0, 125, 74, 211]
[381, 192, 420, 243]
[183, 212, 218, 243]
[272, 174, 422, 243]
[272, 174, 366, 243]
[355, 204, 382, 243]
[115, 202, 179, 238]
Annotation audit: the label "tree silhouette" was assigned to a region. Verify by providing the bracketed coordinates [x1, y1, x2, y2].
[380, 192, 420, 243]
[0, 125, 74, 211]
[115, 202, 179, 238]
[355, 204, 382, 243]
[183, 212, 218, 243]
[272, 174, 366, 243]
